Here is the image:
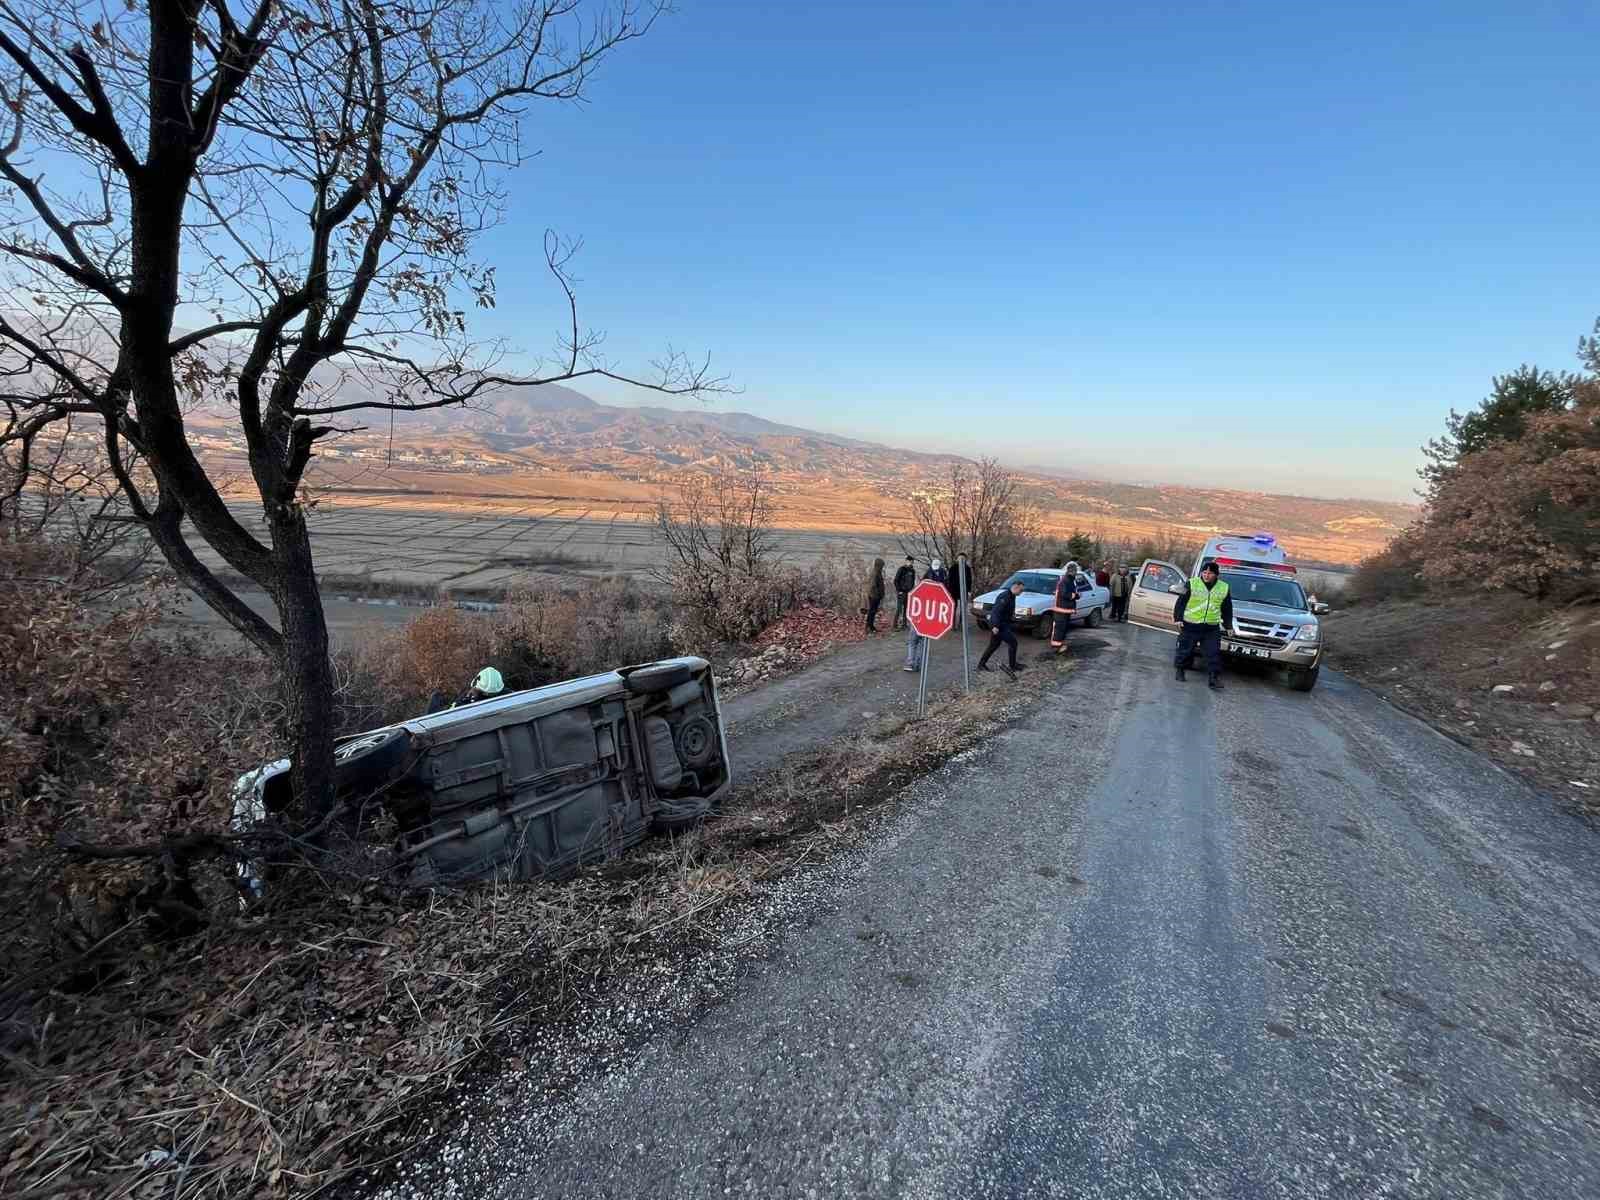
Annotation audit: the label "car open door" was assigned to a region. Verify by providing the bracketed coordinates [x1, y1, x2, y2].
[1129, 559, 1185, 632]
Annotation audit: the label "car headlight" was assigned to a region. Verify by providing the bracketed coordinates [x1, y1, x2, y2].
[1018, 606, 1034, 617]
[1293, 622, 1320, 642]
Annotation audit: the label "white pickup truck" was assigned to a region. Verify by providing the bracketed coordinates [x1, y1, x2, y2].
[971, 567, 1111, 638]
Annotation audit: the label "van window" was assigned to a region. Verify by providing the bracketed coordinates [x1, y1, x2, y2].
[1141, 563, 1184, 593]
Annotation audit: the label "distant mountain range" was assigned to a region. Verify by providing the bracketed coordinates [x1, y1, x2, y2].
[385, 383, 964, 478]
[187, 382, 1416, 565]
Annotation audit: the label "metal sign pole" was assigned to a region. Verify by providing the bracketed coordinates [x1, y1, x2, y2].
[917, 634, 930, 718]
[958, 553, 971, 693]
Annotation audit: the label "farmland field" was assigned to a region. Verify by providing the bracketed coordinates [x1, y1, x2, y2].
[161, 498, 1349, 643]
[181, 496, 1348, 604]
[192, 497, 905, 594]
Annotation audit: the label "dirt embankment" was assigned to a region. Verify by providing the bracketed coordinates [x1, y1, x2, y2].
[1325, 593, 1600, 810]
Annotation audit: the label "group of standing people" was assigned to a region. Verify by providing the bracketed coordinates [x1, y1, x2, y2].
[866, 553, 1236, 692]
[861, 554, 976, 674]
[863, 555, 971, 635]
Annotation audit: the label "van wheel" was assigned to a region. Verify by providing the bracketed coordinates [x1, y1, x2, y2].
[333, 729, 413, 794]
[624, 663, 694, 695]
[675, 715, 718, 769]
[1085, 607, 1102, 628]
[1289, 666, 1320, 693]
[652, 795, 714, 833]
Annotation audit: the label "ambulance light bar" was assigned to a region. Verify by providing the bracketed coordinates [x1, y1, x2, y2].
[1214, 556, 1297, 575]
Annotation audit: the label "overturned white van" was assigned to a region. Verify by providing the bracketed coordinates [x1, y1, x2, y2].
[232, 658, 731, 897]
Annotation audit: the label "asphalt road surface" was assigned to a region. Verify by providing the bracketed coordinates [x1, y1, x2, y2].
[429, 621, 1600, 1199]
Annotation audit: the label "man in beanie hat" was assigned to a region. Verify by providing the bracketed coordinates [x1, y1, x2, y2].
[892, 555, 917, 630]
[1172, 560, 1233, 690]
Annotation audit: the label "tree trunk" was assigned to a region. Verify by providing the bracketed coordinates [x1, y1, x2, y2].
[271, 510, 337, 822]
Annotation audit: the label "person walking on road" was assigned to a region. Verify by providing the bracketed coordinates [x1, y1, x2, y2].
[1109, 566, 1131, 623]
[1173, 559, 1234, 690]
[892, 556, 917, 630]
[1048, 568, 1078, 656]
[865, 557, 886, 634]
[978, 579, 1026, 679]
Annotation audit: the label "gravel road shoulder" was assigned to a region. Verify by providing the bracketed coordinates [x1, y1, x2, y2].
[368, 622, 1600, 1200]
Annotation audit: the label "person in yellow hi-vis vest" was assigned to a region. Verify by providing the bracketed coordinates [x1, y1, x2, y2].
[1172, 560, 1235, 691]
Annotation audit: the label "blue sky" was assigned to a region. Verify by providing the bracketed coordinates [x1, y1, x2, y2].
[470, 0, 1599, 502]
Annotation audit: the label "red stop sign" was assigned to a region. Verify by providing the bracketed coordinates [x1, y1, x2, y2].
[907, 579, 956, 639]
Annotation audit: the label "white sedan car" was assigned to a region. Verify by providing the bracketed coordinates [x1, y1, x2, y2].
[972, 568, 1111, 637]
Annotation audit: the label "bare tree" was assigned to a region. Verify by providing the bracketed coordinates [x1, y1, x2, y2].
[899, 457, 1041, 589]
[653, 466, 787, 640]
[0, 0, 723, 817]
[0, 413, 157, 598]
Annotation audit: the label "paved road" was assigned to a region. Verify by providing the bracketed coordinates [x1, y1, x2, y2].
[447, 623, 1600, 1198]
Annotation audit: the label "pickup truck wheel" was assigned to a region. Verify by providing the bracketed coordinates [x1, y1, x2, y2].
[1290, 666, 1320, 693]
[624, 663, 694, 695]
[1085, 606, 1102, 628]
[333, 728, 413, 793]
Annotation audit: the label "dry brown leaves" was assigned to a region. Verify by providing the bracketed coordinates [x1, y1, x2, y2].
[752, 603, 865, 660]
[2, 661, 1044, 1200]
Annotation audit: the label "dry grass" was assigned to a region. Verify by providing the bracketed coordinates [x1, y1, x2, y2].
[2, 646, 1050, 1200]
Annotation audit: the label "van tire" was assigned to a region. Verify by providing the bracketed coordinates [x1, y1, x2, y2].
[624, 663, 694, 695]
[1085, 606, 1102, 628]
[652, 795, 714, 833]
[1290, 666, 1320, 693]
[333, 729, 413, 794]
[674, 715, 719, 770]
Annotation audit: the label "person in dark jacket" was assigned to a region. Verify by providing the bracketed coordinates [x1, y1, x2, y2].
[1108, 565, 1132, 622]
[947, 556, 972, 603]
[892, 556, 917, 630]
[927, 557, 949, 593]
[1173, 560, 1234, 690]
[1048, 570, 1078, 655]
[865, 557, 886, 633]
[978, 579, 1026, 678]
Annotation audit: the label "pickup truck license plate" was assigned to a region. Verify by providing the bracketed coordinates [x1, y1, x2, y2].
[1224, 641, 1271, 659]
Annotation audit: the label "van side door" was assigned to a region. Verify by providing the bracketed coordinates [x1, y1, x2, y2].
[1129, 559, 1185, 632]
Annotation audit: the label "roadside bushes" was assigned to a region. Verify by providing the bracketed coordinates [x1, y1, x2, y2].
[1346, 530, 1428, 606]
[336, 580, 679, 727]
[1353, 317, 1599, 606]
[1415, 402, 1599, 599]
[0, 537, 283, 1009]
[651, 466, 870, 645]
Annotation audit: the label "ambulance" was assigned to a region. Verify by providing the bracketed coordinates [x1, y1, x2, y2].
[1126, 532, 1329, 692]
